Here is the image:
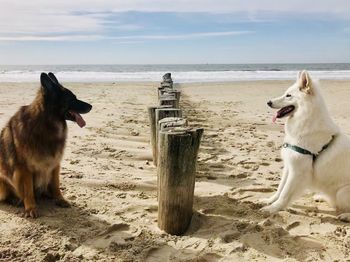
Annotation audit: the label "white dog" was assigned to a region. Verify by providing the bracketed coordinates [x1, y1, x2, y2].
[262, 70, 350, 222]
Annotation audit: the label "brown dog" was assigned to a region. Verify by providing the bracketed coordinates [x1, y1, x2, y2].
[0, 73, 92, 218]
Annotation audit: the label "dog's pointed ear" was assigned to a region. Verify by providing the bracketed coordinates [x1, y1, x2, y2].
[40, 73, 59, 95]
[298, 70, 313, 95]
[297, 71, 302, 79]
[48, 72, 59, 85]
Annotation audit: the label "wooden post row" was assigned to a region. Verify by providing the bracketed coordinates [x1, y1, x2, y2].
[148, 73, 203, 235]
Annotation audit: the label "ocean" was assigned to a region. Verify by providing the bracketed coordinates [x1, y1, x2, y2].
[0, 64, 350, 83]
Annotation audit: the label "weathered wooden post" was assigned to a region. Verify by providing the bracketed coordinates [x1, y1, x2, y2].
[161, 73, 173, 88]
[148, 105, 172, 166]
[152, 108, 182, 165]
[158, 117, 187, 132]
[159, 91, 180, 108]
[159, 96, 178, 108]
[157, 118, 188, 198]
[158, 87, 172, 98]
[170, 90, 181, 107]
[163, 72, 172, 81]
[161, 82, 173, 89]
[158, 127, 203, 235]
[159, 93, 175, 100]
[157, 117, 188, 160]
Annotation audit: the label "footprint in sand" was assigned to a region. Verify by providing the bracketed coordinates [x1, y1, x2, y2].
[98, 223, 130, 237]
[220, 230, 240, 243]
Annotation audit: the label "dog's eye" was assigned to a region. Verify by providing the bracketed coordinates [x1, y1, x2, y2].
[286, 94, 292, 98]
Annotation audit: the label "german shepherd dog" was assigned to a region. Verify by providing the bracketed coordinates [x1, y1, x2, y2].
[0, 72, 92, 218]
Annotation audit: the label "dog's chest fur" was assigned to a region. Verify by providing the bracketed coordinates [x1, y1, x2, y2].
[30, 123, 67, 190]
[30, 149, 64, 190]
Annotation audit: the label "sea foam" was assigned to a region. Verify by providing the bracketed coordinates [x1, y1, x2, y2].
[1, 70, 350, 83]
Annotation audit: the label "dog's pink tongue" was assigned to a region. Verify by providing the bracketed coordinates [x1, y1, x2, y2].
[272, 113, 277, 123]
[70, 111, 86, 128]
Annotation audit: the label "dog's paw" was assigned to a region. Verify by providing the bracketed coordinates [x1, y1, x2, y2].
[313, 194, 326, 203]
[260, 203, 282, 215]
[260, 196, 277, 205]
[338, 213, 350, 223]
[23, 207, 39, 218]
[55, 198, 71, 208]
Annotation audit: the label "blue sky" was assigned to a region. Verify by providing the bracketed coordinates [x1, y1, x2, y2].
[0, 0, 349, 64]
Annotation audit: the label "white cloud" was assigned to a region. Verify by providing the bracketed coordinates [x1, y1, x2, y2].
[110, 31, 253, 40]
[0, 31, 252, 41]
[0, 0, 349, 40]
[0, 35, 102, 41]
[0, 8, 103, 35]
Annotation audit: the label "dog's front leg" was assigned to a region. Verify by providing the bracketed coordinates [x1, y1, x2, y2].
[261, 171, 302, 213]
[13, 167, 38, 218]
[262, 166, 288, 205]
[261, 158, 311, 214]
[49, 165, 70, 208]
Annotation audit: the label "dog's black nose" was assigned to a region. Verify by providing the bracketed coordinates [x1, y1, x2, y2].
[267, 101, 273, 107]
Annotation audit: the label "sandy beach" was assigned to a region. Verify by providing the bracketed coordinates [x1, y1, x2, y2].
[1, 80, 350, 261]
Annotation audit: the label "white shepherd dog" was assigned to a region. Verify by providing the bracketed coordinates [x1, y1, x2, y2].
[262, 70, 350, 221]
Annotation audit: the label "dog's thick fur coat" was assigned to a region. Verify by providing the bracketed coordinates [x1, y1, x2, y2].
[0, 73, 91, 218]
[263, 71, 350, 221]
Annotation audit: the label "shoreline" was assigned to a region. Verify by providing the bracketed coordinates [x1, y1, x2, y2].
[0, 79, 349, 85]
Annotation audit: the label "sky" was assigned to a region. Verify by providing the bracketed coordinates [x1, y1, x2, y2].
[0, 0, 349, 64]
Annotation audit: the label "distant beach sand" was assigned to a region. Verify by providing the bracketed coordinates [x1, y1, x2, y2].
[0, 80, 350, 261]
